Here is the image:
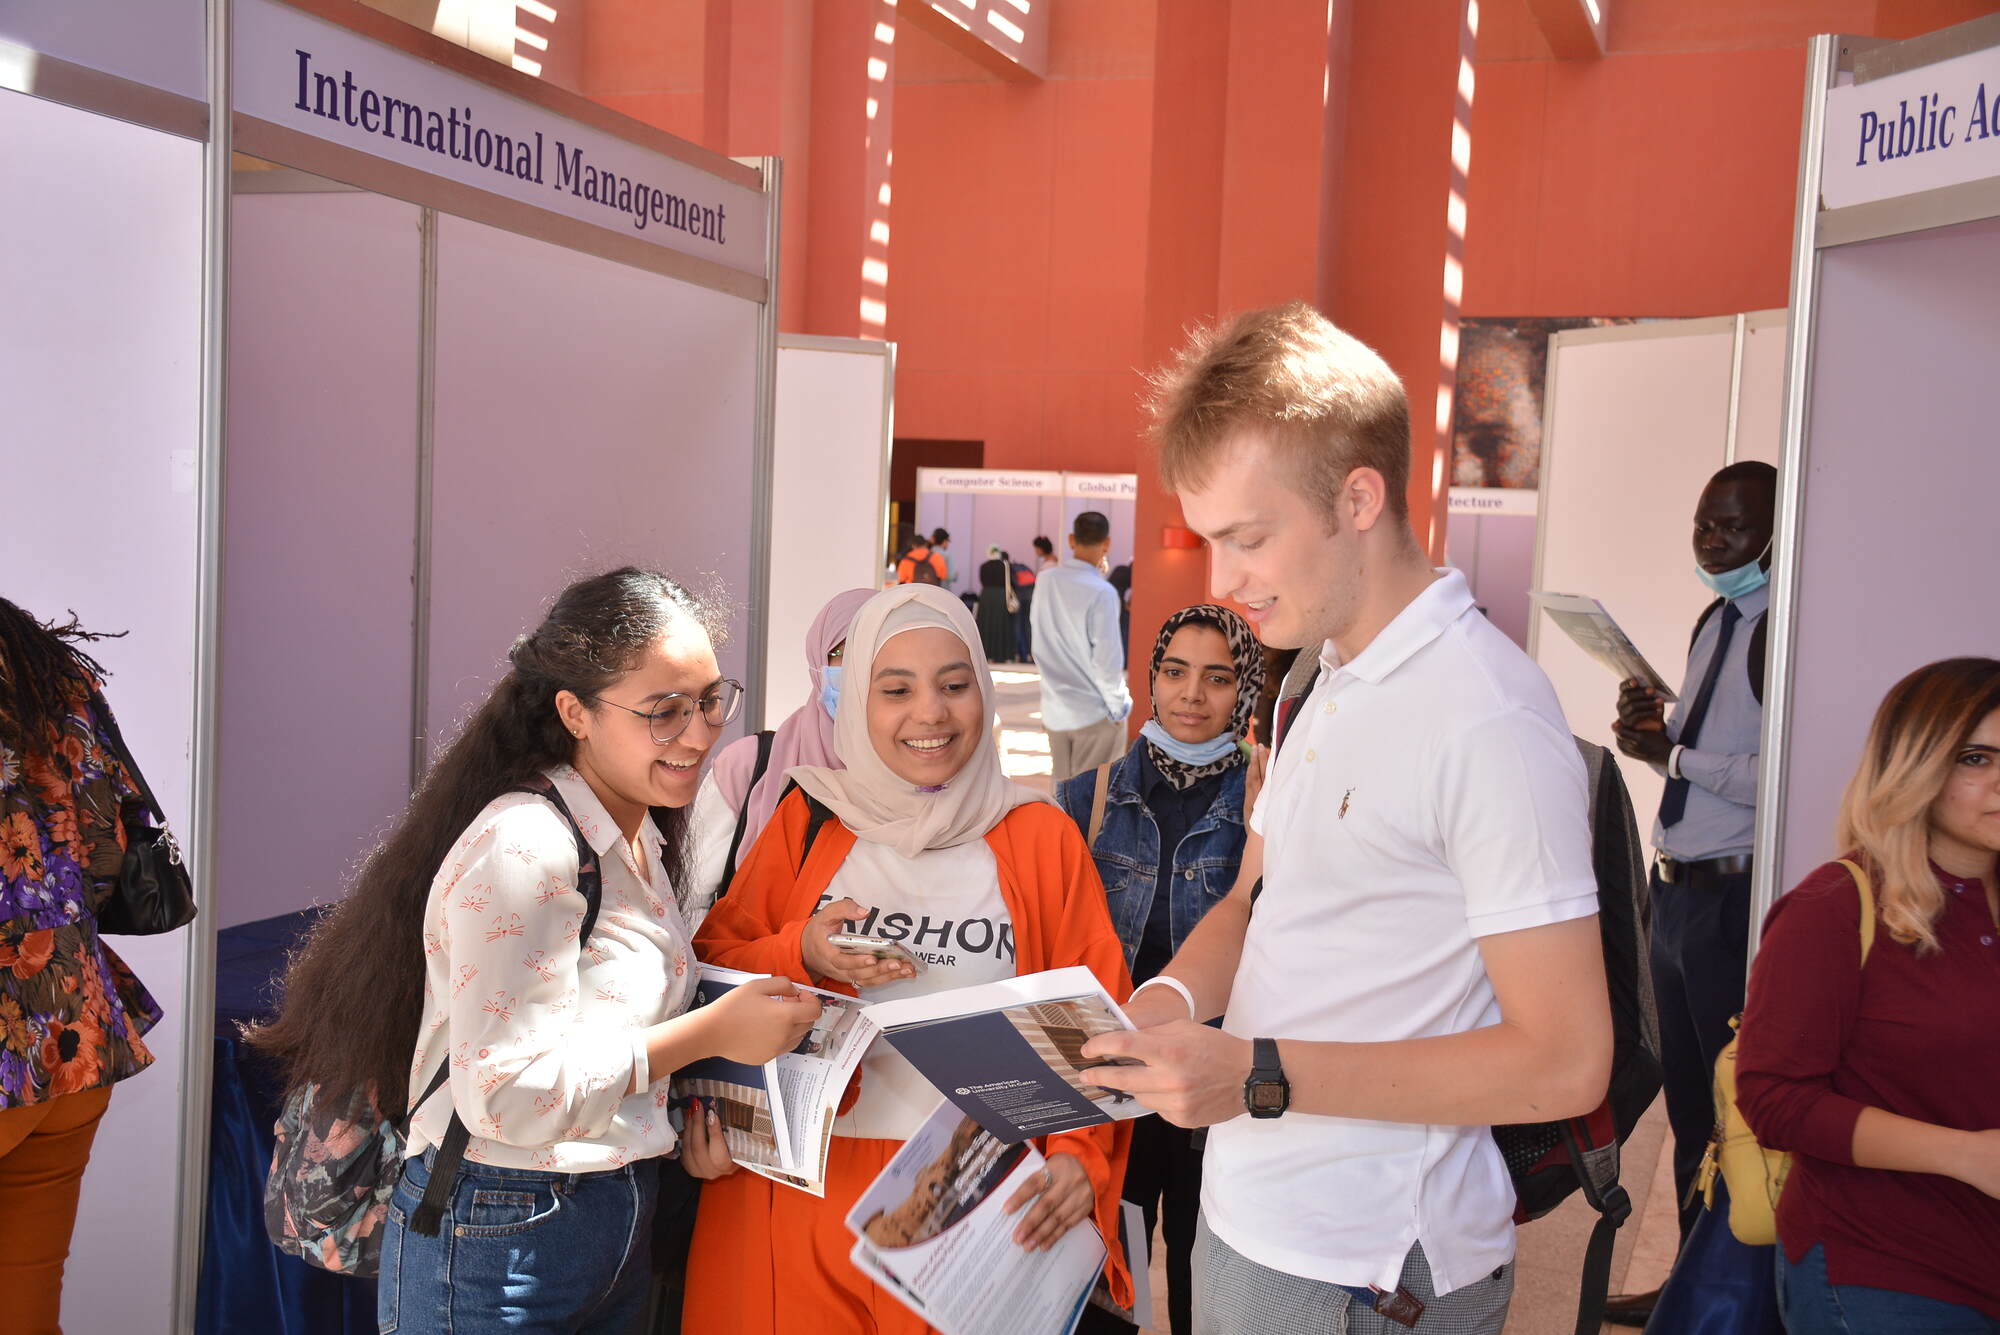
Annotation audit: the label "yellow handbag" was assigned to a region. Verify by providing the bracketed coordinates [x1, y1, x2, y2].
[1697, 858, 1875, 1245]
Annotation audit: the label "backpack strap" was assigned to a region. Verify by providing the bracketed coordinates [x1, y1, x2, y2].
[718, 730, 778, 895]
[1837, 858, 1877, 965]
[1085, 762, 1113, 847]
[409, 776, 605, 1237]
[1690, 596, 1766, 705]
[773, 779, 839, 866]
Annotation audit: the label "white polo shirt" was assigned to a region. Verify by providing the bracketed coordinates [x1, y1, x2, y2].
[1202, 569, 1598, 1297]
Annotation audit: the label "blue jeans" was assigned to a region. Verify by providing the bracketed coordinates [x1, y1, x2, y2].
[378, 1149, 659, 1334]
[1778, 1243, 2000, 1334]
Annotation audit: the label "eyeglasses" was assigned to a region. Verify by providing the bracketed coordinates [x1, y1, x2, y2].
[592, 679, 745, 744]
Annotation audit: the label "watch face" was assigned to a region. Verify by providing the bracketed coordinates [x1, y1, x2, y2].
[1248, 1081, 1285, 1113]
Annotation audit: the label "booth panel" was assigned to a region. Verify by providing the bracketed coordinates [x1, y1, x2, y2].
[1535, 326, 1739, 823]
[0, 90, 204, 1335]
[1777, 216, 2000, 893]
[0, 0, 205, 103]
[1734, 315, 1788, 466]
[219, 190, 424, 928]
[911, 491, 977, 590]
[427, 215, 761, 750]
[768, 342, 889, 719]
[1449, 513, 1538, 649]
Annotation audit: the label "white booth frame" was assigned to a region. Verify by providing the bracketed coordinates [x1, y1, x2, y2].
[7, 1, 782, 1324]
[1754, 17, 2000, 961]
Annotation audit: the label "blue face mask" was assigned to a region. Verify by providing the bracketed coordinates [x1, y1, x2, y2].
[1696, 540, 1772, 600]
[1140, 718, 1240, 767]
[819, 665, 843, 720]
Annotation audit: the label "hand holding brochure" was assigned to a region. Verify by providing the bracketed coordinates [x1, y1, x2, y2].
[1530, 591, 1679, 700]
[670, 965, 877, 1195]
[846, 1098, 1104, 1335]
[863, 966, 1146, 1144]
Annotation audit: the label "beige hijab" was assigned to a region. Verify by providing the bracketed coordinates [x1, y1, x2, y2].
[788, 584, 1045, 859]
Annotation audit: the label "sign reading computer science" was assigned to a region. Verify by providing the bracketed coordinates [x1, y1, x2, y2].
[1822, 40, 2000, 210]
[234, 0, 768, 278]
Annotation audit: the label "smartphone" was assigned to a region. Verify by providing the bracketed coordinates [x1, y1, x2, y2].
[826, 932, 927, 974]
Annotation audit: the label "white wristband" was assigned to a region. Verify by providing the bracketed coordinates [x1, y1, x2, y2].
[1131, 975, 1197, 1022]
[1669, 744, 1686, 781]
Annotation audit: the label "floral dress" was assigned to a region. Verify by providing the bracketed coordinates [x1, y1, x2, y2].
[0, 676, 163, 1109]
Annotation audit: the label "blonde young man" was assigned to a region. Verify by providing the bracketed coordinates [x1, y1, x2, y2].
[1084, 304, 1612, 1335]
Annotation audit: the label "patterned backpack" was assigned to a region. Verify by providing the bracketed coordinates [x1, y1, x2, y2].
[263, 775, 602, 1274]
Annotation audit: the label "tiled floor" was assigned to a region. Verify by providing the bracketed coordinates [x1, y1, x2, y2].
[991, 662, 1683, 1335]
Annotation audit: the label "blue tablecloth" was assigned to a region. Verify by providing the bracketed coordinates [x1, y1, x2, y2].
[197, 908, 377, 1335]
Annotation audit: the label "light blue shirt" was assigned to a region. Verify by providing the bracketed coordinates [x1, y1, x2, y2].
[1029, 559, 1132, 732]
[1653, 583, 1767, 860]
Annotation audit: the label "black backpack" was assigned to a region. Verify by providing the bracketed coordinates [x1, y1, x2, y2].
[1270, 675, 1661, 1335]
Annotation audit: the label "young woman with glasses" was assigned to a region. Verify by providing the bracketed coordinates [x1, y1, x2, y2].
[1736, 657, 2000, 1333]
[251, 568, 822, 1335]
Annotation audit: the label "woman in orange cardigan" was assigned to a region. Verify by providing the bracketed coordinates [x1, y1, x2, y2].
[684, 583, 1134, 1333]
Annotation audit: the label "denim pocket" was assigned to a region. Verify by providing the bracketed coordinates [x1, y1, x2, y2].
[378, 1205, 404, 1333]
[454, 1181, 562, 1236]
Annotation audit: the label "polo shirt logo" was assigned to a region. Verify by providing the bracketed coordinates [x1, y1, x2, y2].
[1340, 788, 1355, 819]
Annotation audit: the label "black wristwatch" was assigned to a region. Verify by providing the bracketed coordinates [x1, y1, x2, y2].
[1243, 1037, 1290, 1119]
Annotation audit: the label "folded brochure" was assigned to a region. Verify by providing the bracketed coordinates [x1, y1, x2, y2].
[1530, 591, 1679, 701]
[862, 966, 1148, 1144]
[847, 1097, 1104, 1335]
[670, 965, 878, 1195]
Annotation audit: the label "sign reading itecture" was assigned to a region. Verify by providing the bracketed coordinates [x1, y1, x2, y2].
[234, 0, 768, 278]
[918, 470, 1063, 495]
[1821, 40, 2000, 210]
[1448, 487, 1538, 517]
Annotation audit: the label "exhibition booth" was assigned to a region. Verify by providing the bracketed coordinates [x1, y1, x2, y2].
[1530, 312, 1786, 827]
[6, 1, 784, 1329]
[1753, 20, 2000, 937]
[913, 468, 1139, 587]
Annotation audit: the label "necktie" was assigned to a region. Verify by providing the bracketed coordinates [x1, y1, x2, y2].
[1658, 601, 1740, 830]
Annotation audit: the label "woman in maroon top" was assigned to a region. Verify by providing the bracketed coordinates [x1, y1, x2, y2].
[1737, 657, 2000, 1334]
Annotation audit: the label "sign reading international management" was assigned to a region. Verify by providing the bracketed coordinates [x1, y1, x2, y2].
[236, 0, 767, 278]
[1822, 40, 2000, 210]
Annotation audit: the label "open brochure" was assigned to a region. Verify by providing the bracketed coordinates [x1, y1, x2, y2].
[863, 966, 1147, 1143]
[1530, 591, 1679, 701]
[846, 1098, 1105, 1335]
[670, 965, 877, 1195]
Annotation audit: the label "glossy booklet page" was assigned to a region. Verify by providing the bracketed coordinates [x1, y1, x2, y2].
[846, 1098, 1104, 1335]
[671, 965, 877, 1194]
[863, 966, 1147, 1142]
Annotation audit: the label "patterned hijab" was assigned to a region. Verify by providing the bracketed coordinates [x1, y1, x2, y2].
[1144, 604, 1265, 791]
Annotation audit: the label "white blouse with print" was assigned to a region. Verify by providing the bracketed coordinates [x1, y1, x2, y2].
[405, 765, 697, 1172]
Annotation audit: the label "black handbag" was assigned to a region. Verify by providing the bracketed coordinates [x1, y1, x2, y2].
[89, 690, 197, 935]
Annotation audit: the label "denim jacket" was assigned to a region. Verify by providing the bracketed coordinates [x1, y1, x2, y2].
[1055, 745, 1248, 979]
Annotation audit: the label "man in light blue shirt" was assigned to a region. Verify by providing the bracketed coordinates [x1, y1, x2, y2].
[931, 528, 957, 591]
[1031, 510, 1132, 779]
[1604, 460, 1774, 1323]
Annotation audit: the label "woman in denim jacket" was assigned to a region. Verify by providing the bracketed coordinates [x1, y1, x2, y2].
[1055, 603, 1265, 1335]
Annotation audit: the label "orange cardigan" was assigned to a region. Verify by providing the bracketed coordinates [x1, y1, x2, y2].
[694, 789, 1136, 1308]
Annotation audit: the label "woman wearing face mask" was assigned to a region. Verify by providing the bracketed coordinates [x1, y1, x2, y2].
[687, 588, 875, 931]
[250, 569, 822, 1335]
[1735, 658, 2000, 1334]
[681, 583, 1134, 1334]
[1052, 604, 1265, 1335]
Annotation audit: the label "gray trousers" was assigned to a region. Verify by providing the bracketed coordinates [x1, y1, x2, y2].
[1193, 1217, 1512, 1335]
[1047, 717, 1125, 781]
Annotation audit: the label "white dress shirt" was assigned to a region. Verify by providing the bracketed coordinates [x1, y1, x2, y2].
[406, 765, 698, 1172]
[1205, 570, 1599, 1297]
[1028, 558, 1133, 732]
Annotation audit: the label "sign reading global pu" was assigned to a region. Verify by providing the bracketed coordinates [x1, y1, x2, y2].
[235, 0, 766, 278]
[1822, 41, 2000, 210]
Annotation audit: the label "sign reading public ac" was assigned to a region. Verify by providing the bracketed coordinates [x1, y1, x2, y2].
[1853, 85, 2000, 166]
[1822, 44, 2000, 210]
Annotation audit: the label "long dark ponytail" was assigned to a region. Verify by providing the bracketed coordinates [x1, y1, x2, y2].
[246, 567, 724, 1109]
